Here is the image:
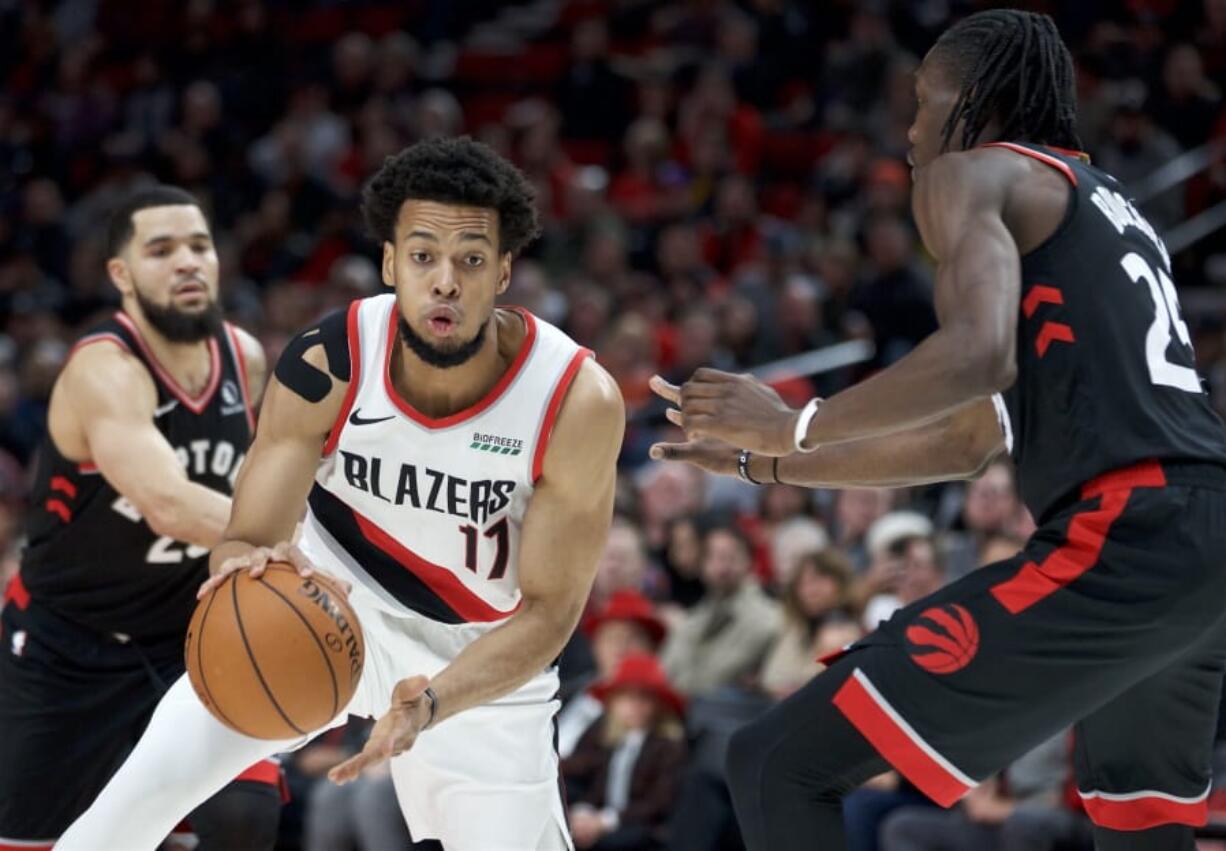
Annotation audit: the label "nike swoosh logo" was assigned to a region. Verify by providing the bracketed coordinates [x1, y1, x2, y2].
[349, 409, 395, 426]
[154, 400, 179, 418]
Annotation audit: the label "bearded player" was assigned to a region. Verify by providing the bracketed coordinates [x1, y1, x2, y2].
[58, 138, 624, 851]
[0, 186, 281, 850]
[653, 11, 1226, 851]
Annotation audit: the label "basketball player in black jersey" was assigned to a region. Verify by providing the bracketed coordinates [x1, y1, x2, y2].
[0, 186, 281, 849]
[652, 11, 1226, 851]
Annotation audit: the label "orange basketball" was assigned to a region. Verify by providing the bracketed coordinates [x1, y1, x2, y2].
[185, 562, 365, 740]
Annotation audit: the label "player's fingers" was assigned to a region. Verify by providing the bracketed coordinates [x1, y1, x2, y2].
[277, 542, 314, 576]
[648, 375, 681, 404]
[248, 547, 271, 577]
[665, 407, 683, 427]
[649, 441, 708, 463]
[327, 750, 375, 785]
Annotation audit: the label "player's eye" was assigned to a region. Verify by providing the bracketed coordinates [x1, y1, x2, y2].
[411, 252, 431, 264]
[465, 255, 485, 267]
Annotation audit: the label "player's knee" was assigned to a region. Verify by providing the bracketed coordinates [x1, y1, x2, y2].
[189, 780, 281, 851]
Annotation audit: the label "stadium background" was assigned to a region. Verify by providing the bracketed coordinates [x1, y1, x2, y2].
[5, 1, 1226, 849]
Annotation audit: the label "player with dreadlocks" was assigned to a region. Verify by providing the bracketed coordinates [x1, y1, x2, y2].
[650, 10, 1226, 851]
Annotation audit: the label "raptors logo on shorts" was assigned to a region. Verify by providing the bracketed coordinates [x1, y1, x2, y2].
[905, 604, 980, 674]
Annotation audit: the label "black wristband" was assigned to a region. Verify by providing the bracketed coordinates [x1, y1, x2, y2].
[738, 449, 763, 485]
[422, 686, 438, 729]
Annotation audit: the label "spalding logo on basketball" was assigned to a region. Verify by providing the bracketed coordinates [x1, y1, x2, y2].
[905, 604, 980, 674]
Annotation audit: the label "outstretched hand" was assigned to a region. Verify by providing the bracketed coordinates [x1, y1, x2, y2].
[649, 371, 801, 457]
[328, 675, 432, 785]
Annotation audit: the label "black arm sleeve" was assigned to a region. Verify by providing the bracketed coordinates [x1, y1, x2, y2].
[273, 307, 352, 402]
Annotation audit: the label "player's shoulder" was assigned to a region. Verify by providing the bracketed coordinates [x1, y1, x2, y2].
[60, 330, 154, 395]
[273, 304, 356, 404]
[915, 148, 1019, 203]
[545, 357, 625, 468]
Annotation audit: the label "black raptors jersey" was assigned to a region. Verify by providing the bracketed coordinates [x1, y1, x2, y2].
[20, 312, 254, 642]
[990, 142, 1226, 520]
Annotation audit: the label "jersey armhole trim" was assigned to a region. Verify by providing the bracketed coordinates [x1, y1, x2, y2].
[531, 348, 595, 483]
[68, 332, 131, 359]
[981, 142, 1077, 186]
[322, 300, 363, 457]
[224, 323, 257, 434]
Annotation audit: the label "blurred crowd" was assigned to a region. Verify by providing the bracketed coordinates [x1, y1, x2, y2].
[6, 0, 1226, 849]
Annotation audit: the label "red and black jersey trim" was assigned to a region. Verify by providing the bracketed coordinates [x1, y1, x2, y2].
[307, 484, 518, 625]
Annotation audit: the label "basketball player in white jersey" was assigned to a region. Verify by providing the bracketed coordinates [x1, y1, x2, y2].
[56, 138, 625, 851]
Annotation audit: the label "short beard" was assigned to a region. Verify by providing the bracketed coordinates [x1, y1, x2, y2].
[134, 289, 223, 343]
[398, 315, 487, 369]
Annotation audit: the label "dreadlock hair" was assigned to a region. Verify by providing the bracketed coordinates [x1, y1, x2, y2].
[931, 10, 1083, 154]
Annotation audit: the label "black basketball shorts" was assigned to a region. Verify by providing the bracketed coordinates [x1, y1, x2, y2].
[824, 460, 1226, 831]
[0, 579, 282, 846]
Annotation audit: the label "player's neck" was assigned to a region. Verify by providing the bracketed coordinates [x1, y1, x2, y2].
[121, 306, 215, 397]
[391, 309, 521, 418]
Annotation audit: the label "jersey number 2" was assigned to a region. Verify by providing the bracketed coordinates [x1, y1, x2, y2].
[459, 517, 510, 580]
[1121, 253, 1201, 393]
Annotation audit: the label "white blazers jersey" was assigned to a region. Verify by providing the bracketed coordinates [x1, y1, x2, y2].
[300, 293, 591, 625]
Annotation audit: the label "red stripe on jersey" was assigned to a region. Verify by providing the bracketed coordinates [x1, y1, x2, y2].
[0, 840, 55, 850]
[532, 349, 593, 482]
[991, 461, 1165, 614]
[351, 506, 519, 623]
[382, 307, 539, 430]
[3, 573, 30, 610]
[49, 476, 77, 499]
[1035, 321, 1075, 357]
[1022, 285, 1063, 318]
[833, 668, 974, 807]
[225, 323, 257, 433]
[1080, 788, 1209, 830]
[45, 499, 72, 523]
[68, 332, 130, 359]
[323, 300, 363, 457]
[113, 311, 222, 414]
[982, 142, 1078, 186]
[77, 463, 98, 474]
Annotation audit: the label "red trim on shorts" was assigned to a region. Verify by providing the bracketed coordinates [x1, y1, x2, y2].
[3, 573, 30, 610]
[352, 505, 520, 622]
[833, 668, 975, 807]
[49, 476, 76, 499]
[0, 840, 56, 850]
[991, 461, 1166, 614]
[532, 349, 593, 482]
[225, 323, 257, 433]
[382, 307, 538, 429]
[1022, 285, 1064, 318]
[113, 312, 222, 414]
[77, 463, 98, 474]
[982, 142, 1078, 186]
[235, 758, 289, 801]
[45, 499, 72, 523]
[1079, 788, 1209, 830]
[322, 300, 363, 457]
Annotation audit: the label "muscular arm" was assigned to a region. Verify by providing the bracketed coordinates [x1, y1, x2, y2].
[762, 397, 1006, 488]
[802, 151, 1020, 446]
[55, 343, 231, 547]
[207, 343, 342, 574]
[426, 359, 625, 725]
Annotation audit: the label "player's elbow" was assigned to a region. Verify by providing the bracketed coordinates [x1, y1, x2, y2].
[142, 492, 194, 541]
[958, 337, 1016, 396]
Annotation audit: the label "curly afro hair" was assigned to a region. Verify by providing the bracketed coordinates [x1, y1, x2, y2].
[362, 137, 542, 256]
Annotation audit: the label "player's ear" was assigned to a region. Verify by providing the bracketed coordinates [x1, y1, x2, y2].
[496, 252, 512, 296]
[381, 242, 395, 288]
[106, 256, 133, 297]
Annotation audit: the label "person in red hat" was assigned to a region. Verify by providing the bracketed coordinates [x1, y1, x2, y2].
[558, 589, 668, 758]
[562, 653, 687, 851]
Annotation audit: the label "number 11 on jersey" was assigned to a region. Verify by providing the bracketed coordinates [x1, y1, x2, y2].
[459, 517, 510, 580]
